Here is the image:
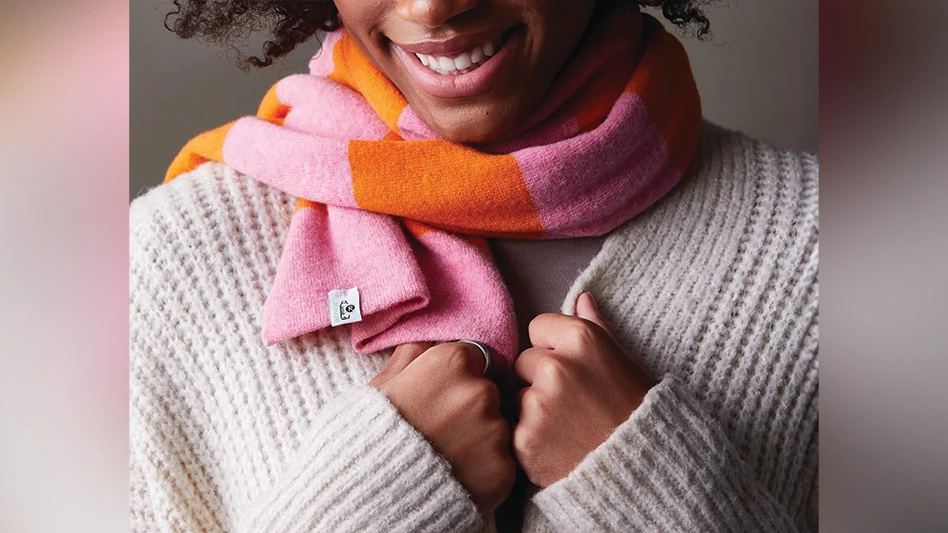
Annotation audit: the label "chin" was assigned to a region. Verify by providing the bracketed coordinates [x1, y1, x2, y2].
[438, 126, 504, 144]
[424, 103, 522, 144]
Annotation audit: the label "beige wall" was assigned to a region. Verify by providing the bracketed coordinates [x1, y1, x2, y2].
[130, 0, 818, 200]
[664, 0, 818, 154]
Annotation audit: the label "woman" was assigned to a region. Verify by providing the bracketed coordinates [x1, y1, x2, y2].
[130, 0, 818, 531]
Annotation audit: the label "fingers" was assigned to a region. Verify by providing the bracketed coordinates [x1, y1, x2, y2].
[444, 341, 492, 377]
[574, 292, 618, 341]
[372, 340, 491, 390]
[528, 292, 618, 352]
[528, 310, 607, 354]
[390, 342, 435, 374]
[514, 346, 555, 384]
[527, 313, 581, 350]
[370, 342, 432, 388]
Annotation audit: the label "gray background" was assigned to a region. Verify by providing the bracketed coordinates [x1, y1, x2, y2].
[130, 0, 818, 200]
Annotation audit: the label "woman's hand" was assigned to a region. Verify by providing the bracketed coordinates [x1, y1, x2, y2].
[513, 292, 657, 488]
[370, 342, 516, 514]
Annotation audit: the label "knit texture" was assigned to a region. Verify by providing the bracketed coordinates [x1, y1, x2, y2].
[162, 9, 702, 368]
[130, 122, 818, 532]
[531, 377, 800, 531]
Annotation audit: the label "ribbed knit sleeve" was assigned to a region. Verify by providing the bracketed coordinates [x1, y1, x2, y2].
[130, 382, 483, 533]
[531, 375, 804, 532]
[237, 386, 483, 533]
[129, 163, 484, 533]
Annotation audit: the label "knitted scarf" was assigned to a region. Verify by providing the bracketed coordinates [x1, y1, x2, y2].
[165, 10, 701, 370]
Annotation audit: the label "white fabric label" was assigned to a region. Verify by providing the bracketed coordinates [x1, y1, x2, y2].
[328, 287, 363, 327]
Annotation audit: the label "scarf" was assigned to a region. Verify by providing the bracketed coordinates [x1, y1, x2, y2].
[165, 10, 701, 371]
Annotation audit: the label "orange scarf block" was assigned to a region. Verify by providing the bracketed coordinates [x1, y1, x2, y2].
[165, 10, 701, 368]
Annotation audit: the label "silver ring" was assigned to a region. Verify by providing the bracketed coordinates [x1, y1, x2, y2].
[454, 339, 492, 376]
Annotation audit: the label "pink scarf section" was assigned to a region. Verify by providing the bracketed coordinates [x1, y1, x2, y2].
[173, 12, 700, 370]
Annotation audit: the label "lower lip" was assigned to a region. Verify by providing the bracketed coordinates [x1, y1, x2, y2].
[393, 26, 523, 99]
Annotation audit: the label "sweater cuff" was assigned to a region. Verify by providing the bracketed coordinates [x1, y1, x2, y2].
[240, 386, 483, 533]
[532, 375, 795, 532]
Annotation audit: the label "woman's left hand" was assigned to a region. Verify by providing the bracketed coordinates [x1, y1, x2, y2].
[513, 292, 657, 488]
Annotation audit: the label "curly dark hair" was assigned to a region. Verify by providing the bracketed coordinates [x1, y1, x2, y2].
[166, 0, 712, 70]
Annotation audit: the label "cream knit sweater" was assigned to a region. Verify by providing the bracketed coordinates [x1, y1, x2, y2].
[130, 122, 818, 532]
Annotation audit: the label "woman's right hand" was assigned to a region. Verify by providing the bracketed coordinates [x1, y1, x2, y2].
[370, 342, 516, 515]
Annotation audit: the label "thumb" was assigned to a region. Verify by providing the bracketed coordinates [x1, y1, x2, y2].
[370, 342, 432, 388]
[574, 292, 618, 341]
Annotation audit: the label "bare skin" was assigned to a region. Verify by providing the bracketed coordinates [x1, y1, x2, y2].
[351, 0, 655, 502]
[376, 291, 656, 507]
[332, 0, 597, 143]
[513, 292, 656, 487]
[370, 341, 516, 514]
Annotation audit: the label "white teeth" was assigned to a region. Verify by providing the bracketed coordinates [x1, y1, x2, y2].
[454, 52, 472, 70]
[415, 37, 503, 74]
[438, 56, 456, 72]
[469, 47, 483, 64]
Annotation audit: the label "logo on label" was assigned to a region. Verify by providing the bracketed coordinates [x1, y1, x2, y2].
[328, 287, 363, 326]
[338, 300, 356, 321]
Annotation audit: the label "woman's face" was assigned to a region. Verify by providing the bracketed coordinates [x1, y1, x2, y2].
[333, 0, 597, 143]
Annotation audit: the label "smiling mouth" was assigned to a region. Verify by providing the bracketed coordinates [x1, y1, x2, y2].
[411, 33, 508, 76]
[394, 25, 516, 77]
[391, 25, 522, 98]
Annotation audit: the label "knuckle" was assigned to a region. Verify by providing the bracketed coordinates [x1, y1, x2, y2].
[469, 379, 499, 411]
[445, 345, 470, 369]
[512, 423, 538, 457]
[474, 378, 495, 395]
[481, 379, 501, 402]
[432, 344, 471, 377]
[565, 320, 599, 348]
[537, 357, 570, 387]
[519, 388, 541, 415]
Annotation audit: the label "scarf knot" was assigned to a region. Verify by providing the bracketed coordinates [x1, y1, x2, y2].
[165, 10, 701, 370]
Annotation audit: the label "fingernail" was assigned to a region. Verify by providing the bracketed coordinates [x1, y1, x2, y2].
[581, 291, 598, 310]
